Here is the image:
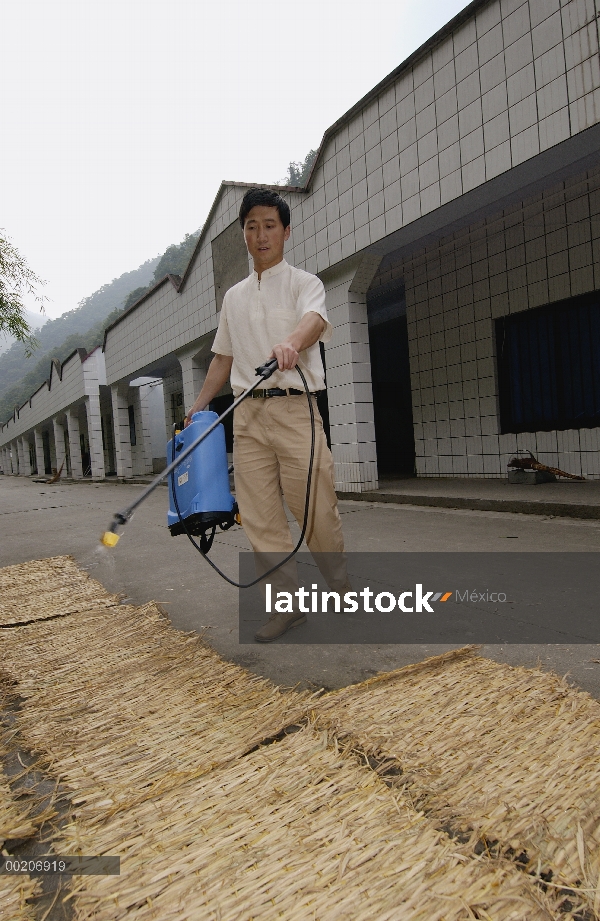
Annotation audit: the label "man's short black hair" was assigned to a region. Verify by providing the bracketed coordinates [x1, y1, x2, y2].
[239, 188, 291, 229]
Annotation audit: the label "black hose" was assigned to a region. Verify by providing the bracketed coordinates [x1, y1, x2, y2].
[170, 364, 316, 588]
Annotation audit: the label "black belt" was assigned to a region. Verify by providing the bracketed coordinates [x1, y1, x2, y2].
[251, 387, 311, 398]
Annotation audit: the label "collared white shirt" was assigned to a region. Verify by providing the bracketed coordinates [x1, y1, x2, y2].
[211, 259, 332, 395]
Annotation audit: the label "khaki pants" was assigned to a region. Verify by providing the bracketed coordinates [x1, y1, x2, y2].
[233, 394, 348, 597]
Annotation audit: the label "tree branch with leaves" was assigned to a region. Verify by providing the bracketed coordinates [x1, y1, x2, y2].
[0, 231, 47, 356]
[280, 150, 318, 188]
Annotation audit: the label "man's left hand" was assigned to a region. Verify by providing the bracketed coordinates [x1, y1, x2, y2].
[271, 340, 299, 371]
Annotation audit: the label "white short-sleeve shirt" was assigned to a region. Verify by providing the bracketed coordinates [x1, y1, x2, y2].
[211, 259, 332, 395]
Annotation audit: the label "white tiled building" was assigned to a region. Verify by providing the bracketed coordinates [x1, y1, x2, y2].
[2, 0, 600, 484]
[0, 347, 164, 480]
[0, 348, 107, 480]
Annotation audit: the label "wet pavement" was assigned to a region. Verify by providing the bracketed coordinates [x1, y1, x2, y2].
[2, 473, 600, 698]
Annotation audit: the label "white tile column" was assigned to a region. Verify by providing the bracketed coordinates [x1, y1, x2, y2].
[52, 417, 66, 475]
[322, 256, 380, 493]
[136, 385, 154, 475]
[66, 409, 83, 479]
[162, 370, 181, 442]
[33, 428, 45, 476]
[20, 437, 32, 476]
[16, 439, 25, 475]
[85, 394, 105, 479]
[110, 383, 133, 478]
[177, 347, 208, 418]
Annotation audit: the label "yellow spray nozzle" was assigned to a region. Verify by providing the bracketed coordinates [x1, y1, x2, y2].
[100, 531, 120, 548]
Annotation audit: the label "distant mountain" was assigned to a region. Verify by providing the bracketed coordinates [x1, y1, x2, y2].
[0, 257, 159, 423]
[0, 309, 124, 425]
[0, 231, 200, 424]
[121, 233, 201, 311]
[0, 309, 47, 357]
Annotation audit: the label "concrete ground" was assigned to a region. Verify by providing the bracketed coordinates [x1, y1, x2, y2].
[2, 473, 600, 697]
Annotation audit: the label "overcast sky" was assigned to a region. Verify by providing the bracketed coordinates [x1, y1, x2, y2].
[2, 0, 467, 321]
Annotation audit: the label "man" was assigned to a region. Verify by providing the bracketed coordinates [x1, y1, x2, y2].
[185, 188, 348, 641]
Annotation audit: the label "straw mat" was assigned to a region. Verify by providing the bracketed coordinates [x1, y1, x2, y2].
[0, 556, 118, 626]
[313, 648, 600, 914]
[0, 696, 41, 921]
[0, 558, 593, 918]
[0, 603, 311, 811]
[59, 726, 557, 921]
[0, 876, 39, 921]
[0, 759, 39, 921]
[0, 740, 38, 844]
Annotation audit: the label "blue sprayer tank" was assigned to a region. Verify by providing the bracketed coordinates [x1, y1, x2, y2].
[167, 411, 236, 538]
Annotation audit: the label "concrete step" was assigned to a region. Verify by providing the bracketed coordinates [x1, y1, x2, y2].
[338, 478, 600, 521]
[17, 471, 600, 521]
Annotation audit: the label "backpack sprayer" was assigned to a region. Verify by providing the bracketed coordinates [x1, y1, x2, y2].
[100, 357, 316, 588]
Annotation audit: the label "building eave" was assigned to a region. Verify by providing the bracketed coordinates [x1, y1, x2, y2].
[303, 0, 484, 190]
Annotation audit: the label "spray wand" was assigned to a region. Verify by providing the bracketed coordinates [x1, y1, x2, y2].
[100, 358, 279, 547]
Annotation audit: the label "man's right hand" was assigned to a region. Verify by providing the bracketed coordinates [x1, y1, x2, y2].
[183, 408, 203, 428]
[183, 353, 233, 427]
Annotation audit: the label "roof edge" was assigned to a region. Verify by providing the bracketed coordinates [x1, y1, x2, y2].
[303, 0, 484, 190]
[28, 378, 50, 406]
[1, 346, 93, 429]
[177, 181, 307, 289]
[105, 182, 308, 343]
[99, 1, 485, 346]
[102, 273, 181, 348]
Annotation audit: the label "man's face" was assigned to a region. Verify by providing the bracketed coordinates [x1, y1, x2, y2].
[243, 205, 290, 274]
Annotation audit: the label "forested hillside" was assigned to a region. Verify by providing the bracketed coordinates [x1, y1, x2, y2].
[0, 231, 199, 424]
[0, 306, 126, 424]
[0, 258, 159, 397]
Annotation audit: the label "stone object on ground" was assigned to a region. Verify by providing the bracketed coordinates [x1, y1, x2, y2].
[508, 469, 557, 484]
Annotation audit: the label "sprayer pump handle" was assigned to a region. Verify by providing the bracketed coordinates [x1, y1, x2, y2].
[255, 357, 279, 380]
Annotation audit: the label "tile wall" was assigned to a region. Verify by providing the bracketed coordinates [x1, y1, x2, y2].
[390, 163, 600, 476]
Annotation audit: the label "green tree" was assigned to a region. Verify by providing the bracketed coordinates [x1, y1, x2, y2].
[118, 232, 201, 315]
[0, 231, 46, 355]
[152, 232, 199, 283]
[123, 286, 150, 310]
[282, 150, 318, 187]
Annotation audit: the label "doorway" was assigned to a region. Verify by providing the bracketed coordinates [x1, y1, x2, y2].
[42, 429, 52, 475]
[367, 284, 415, 477]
